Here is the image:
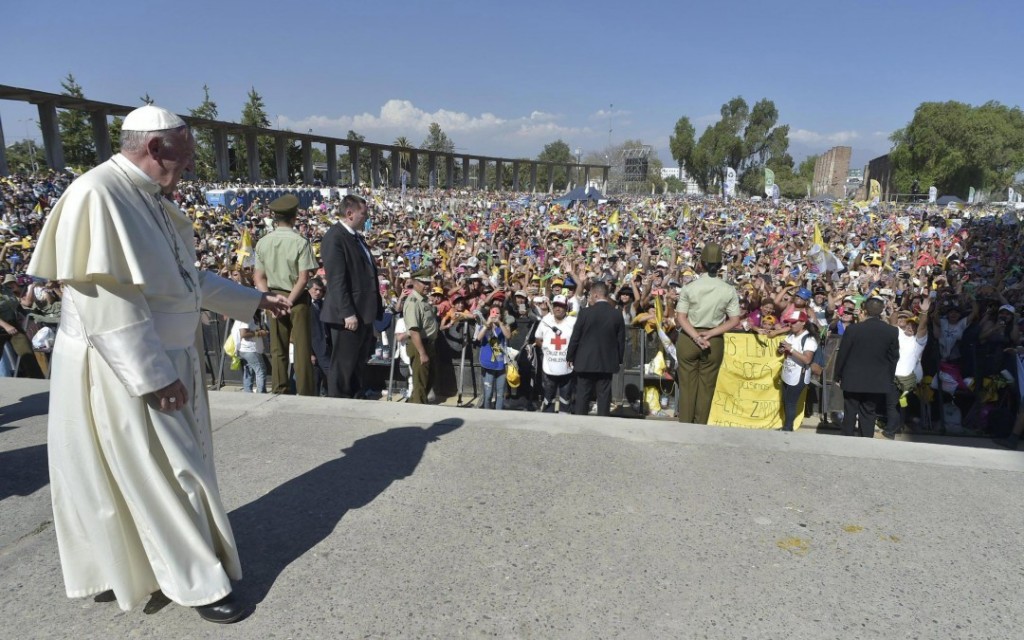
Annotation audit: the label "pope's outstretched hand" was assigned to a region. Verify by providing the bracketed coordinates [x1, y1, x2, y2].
[260, 293, 292, 318]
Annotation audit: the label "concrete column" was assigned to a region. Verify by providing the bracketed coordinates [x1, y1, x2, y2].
[494, 160, 503, 191]
[512, 161, 520, 191]
[477, 158, 487, 190]
[370, 147, 381, 187]
[326, 142, 338, 186]
[213, 129, 230, 180]
[391, 150, 401, 187]
[275, 135, 288, 184]
[565, 164, 573, 190]
[603, 167, 610, 192]
[0, 113, 8, 176]
[428, 153, 438, 189]
[90, 110, 112, 163]
[530, 163, 538, 193]
[445, 155, 455, 188]
[349, 144, 360, 186]
[408, 152, 418, 188]
[37, 102, 65, 170]
[245, 132, 260, 183]
[302, 139, 313, 184]
[584, 166, 591, 188]
[547, 164, 555, 193]
[462, 156, 471, 187]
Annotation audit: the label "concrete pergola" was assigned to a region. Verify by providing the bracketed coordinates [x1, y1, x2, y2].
[0, 84, 610, 192]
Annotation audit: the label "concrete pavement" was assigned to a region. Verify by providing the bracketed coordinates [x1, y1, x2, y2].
[2, 378, 1023, 639]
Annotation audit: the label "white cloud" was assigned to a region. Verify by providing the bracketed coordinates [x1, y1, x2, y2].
[790, 128, 861, 145]
[591, 108, 631, 119]
[276, 99, 595, 156]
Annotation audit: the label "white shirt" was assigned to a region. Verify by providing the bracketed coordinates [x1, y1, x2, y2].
[535, 313, 576, 376]
[896, 331, 928, 381]
[781, 331, 817, 386]
[340, 220, 374, 266]
[235, 319, 264, 354]
[939, 317, 967, 359]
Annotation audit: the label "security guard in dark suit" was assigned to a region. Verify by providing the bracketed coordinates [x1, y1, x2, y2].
[253, 194, 319, 395]
[675, 242, 742, 424]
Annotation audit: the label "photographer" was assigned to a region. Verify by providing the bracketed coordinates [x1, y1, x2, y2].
[778, 310, 817, 431]
[474, 294, 513, 410]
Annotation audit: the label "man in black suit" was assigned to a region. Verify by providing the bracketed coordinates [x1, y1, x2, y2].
[320, 195, 384, 398]
[834, 296, 900, 437]
[567, 281, 625, 416]
[308, 277, 331, 396]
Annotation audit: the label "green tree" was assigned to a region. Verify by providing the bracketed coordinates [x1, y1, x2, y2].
[236, 87, 276, 181]
[670, 96, 790, 195]
[109, 116, 123, 153]
[188, 85, 219, 180]
[58, 73, 95, 168]
[336, 130, 373, 186]
[140, 92, 155, 105]
[420, 123, 454, 186]
[4, 139, 45, 174]
[890, 101, 1024, 198]
[537, 139, 574, 191]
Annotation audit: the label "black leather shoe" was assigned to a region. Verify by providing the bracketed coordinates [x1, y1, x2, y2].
[194, 594, 245, 624]
[93, 590, 116, 603]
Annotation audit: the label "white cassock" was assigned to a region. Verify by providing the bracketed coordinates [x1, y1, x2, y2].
[28, 154, 262, 611]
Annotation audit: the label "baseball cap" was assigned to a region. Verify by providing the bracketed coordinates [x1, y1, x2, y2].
[795, 287, 812, 301]
[552, 295, 568, 307]
[784, 310, 809, 324]
[999, 304, 1016, 314]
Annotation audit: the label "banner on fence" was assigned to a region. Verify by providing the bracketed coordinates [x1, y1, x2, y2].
[707, 333, 806, 429]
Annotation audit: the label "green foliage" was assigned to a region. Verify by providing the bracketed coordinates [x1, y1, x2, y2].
[58, 74, 95, 168]
[236, 87, 276, 181]
[109, 116, 123, 154]
[188, 85, 219, 180]
[889, 101, 1024, 198]
[140, 92, 155, 105]
[537, 140, 574, 190]
[337, 130, 372, 186]
[670, 96, 790, 195]
[419, 123, 454, 186]
[4, 139, 45, 173]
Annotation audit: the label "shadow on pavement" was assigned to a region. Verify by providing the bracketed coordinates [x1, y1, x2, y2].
[0, 392, 49, 429]
[0, 443, 49, 501]
[230, 418, 464, 607]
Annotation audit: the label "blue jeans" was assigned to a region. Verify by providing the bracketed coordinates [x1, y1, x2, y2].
[781, 381, 806, 431]
[481, 368, 506, 410]
[240, 351, 267, 393]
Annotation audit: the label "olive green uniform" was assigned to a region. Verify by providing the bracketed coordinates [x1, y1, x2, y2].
[403, 289, 439, 404]
[255, 227, 319, 395]
[675, 274, 740, 424]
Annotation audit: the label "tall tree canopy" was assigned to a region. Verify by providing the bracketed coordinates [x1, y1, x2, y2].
[58, 74, 95, 168]
[537, 140, 575, 191]
[889, 101, 1024, 198]
[670, 97, 790, 195]
[188, 85, 219, 180]
[236, 87, 276, 181]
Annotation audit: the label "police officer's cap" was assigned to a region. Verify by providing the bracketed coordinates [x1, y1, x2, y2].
[412, 268, 433, 283]
[269, 194, 299, 217]
[701, 242, 723, 264]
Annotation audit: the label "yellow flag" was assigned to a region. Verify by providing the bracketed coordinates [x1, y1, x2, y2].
[33, 203, 42, 214]
[608, 209, 619, 225]
[235, 229, 254, 266]
[813, 223, 824, 248]
[869, 179, 881, 200]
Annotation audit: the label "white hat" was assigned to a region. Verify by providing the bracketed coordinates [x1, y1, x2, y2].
[656, 260, 669, 268]
[999, 304, 1016, 314]
[121, 105, 187, 132]
[552, 295, 568, 306]
[398, 271, 411, 279]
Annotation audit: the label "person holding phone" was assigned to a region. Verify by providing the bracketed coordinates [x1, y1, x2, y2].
[475, 294, 512, 409]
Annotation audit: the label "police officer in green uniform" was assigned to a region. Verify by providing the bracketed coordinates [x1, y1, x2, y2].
[253, 194, 319, 395]
[675, 242, 741, 424]
[402, 268, 440, 404]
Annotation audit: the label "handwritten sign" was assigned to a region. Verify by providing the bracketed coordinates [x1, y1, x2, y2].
[707, 333, 807, 429]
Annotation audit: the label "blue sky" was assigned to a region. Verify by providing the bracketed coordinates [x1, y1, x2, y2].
[3, 0, 1022, 171]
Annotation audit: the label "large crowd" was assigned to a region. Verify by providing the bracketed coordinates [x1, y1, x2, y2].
[4, 167, 1024, 442]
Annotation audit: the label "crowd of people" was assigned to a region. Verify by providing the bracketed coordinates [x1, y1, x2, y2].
[4, 160, 1024, 443]
[5, 106, 1024, 625]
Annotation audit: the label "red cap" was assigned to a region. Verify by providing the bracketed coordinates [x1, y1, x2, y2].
[785, 310, 809, 324]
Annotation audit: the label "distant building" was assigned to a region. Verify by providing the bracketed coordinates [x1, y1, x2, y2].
[812, 146, 852, 198]
[862, 154, 894, 201]
[663, 165, 701, 195]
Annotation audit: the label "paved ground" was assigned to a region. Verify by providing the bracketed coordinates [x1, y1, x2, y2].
[2, 378, 1023, 639]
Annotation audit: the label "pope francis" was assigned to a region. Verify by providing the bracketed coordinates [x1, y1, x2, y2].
[27, 105, 291, 623]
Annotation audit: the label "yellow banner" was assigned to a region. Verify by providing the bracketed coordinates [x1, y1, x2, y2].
[869, 179, 881, 200]
[707, 333, 807, 429]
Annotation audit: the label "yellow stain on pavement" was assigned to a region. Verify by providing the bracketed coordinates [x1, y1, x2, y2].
[842, 525, 864, 533]
[776, 537, 810, 555]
